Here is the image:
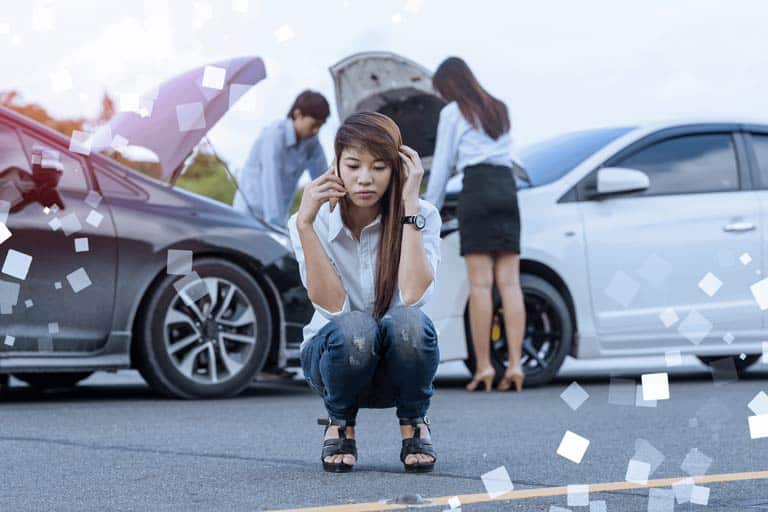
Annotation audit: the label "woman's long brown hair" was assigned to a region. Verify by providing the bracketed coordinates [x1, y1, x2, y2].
[432, 56, 510, 139]
[333, 112, 405, 321]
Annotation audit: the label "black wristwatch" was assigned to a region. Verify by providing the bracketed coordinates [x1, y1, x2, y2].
[401, 214, 426, 230]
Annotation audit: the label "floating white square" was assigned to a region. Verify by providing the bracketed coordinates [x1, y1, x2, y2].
[589, 501, 607, 512]
[202, 65, 226, 90]
[659, 307, 679, 328]
[0, 222, 10, 244]
[3, 335, 14, 346]
[698, 272, 722, 297]
[625, 459, 651, 484]
[672, 477, 694, 504]
[748, 391, 768, 415]
[604, 270, 640, 307]
[60, 213, 82, 236]
[25, 299, 33, 308]
[635, 385, 657, 408]
[560, 381, 589, 411]
[85, 191, 102, 209]
[677, 310, 712, 345]
[750, 277, 768, 310]
[447, 496, 461, 509]
[48, 322, 59, 334]
[167, 249, 193, 275]
[66, 267, 92, 293]
[723, 332, 735, 344]
[566, 484, 589, 506]
[54, 281, 62, 290]
[86, 210, 103, 228]
[48, 217, 62, 231]
[748, 414, 768, 439]
[642, 372, 670, 401]
[176, 102, 206, 132]
[480, 465, 513, 498]
[740, 252, 752, 265]
[2, 249, 32, 280]
[557, 431, 589, 463]
[690, 485, 709, 505]
[74, 237, 89, 253]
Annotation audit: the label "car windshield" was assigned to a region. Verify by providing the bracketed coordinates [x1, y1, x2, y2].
[519, 127, 635, 186]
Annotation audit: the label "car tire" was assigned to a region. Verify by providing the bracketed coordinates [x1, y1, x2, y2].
[697, 354, 760, 376]
[13, 372, 93, 390]
[134, 257, 272, 399]
[464, 273, 573, 387]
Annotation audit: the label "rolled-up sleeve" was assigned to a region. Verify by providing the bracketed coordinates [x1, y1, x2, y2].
[306, 138, 328, 180]
[288, 213, 351, 319]
[260, 127, 286, 226]
[398, 201, 442, 308]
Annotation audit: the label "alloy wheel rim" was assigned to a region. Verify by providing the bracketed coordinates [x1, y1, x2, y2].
[163, 276, 258, 385]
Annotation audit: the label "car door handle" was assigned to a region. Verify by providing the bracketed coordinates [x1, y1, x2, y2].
[723, 222, 756, 232]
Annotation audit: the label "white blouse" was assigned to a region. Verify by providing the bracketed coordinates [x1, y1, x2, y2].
[287, 198, 442, 352]
[424, 101, 514, 211]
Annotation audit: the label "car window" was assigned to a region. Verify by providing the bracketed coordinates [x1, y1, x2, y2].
[613, 133, 739, 196]
[0, 124, 31, 175]
[20, 133, 89, 192]
[519, 127, 634, 186]
[749, 133, 768, 188]
[95, 167, 145, 200]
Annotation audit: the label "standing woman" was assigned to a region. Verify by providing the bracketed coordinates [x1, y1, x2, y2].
[424, 57, 525, 393]
[288, 112, 442, 473]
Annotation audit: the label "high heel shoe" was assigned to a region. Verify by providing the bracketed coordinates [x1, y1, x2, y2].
[497, 368, 525, 392]
[465, 367, 495, 392]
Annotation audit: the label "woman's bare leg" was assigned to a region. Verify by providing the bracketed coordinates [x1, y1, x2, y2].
[493, 251, 525, 374]
[464, 252, 496, 379]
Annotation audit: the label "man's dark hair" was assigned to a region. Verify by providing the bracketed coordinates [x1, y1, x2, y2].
[287, 90, 330, 122]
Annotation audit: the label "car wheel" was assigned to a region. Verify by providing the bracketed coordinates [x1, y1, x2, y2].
[464, 273, 573, 387]
[13, 372, 93, 389]
[135, 258, 272, 399]
[697, 354, 760, 376]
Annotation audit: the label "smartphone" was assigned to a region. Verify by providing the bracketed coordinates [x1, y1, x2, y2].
[329, 156, 339, 213]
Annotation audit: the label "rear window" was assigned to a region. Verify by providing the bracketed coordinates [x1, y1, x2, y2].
[519, 127, 634, 186]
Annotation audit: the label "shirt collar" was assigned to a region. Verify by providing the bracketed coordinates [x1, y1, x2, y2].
[327, 204, 383, 243]
[282, 118, 298, 148]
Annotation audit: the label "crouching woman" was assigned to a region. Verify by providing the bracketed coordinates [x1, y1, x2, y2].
[287, 112, 442, 473]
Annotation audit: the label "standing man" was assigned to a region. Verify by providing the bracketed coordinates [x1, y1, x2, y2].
[233, 89, 330, 227]
[233, 90, 330, 382]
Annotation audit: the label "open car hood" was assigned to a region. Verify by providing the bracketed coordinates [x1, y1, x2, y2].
[329, 51, 445, 164]
[105, 56, 266, 181]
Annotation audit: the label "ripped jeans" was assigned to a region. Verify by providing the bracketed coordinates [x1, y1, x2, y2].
[300, 306, 440, 422]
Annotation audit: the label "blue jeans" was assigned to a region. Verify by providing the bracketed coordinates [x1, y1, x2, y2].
[300, 306, 440, 422]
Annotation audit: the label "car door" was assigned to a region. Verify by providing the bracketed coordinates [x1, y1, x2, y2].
[0, 122, 117, 353]
[743, 127, 768, 331]
[576, 128, 761, 353]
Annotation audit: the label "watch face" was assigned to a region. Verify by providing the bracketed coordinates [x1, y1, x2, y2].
[415, 215, 426, 229]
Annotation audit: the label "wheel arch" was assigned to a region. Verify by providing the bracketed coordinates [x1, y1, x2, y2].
[519, 258, 579, 356]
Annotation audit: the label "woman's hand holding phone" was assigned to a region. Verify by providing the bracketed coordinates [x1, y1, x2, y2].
[297, 162, 346, 228]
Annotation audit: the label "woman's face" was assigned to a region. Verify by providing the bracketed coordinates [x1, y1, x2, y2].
[338, 146, 393, 208]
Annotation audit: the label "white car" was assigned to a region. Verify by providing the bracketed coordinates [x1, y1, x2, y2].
[330, 52, 768, 386]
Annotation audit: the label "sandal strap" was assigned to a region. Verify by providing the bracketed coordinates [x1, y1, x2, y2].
[317, 417, 356, 436]
[400, 437, 437, 464]
[322, 437, 358, 459]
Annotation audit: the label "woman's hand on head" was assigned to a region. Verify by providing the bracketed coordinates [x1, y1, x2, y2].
[297, 163, 347, 227]
[399, 145, 424, 205]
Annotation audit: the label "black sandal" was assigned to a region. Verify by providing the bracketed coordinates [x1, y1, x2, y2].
[317, 418, 357, 473]
[399, 416, 437, 473]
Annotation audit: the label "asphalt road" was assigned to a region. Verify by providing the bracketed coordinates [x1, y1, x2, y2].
[1, 358, 767, 511]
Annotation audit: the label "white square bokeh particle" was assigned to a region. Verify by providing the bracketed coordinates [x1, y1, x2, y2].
[167, 249, 193, 275]
[642, 372, 670, 401]
[69, 130, 91, 155]
[2, 249, 32, 280]
[0, 222, 10, 244]
[723, 332, 735, 344]
[480, 465, 513, 498]
[86, 210, 103, 228]
[672, 477, 694, 504]
[66, 267, 92, 293]
[589, 501, 606, 512]
[75, 237, 89, 253]
[566, 484, 589, 506]
[635, 385, 657, 408]
[60, 213, 82, 236]
[762, 342, 768, 364]
[740, 252, 752, 265]
[604, 270, 640, 307]
[557, 431, 589, 464]
[3, 335, 14, 346]
[625, 459, 651, 484]
[85, 191, 102, 209]
[48, 322, 59, 334]
[749, 277, 768, 310]
[176, 102, 206, 132]
[677, 310, 712, 345]
[748, 414, 768, 439]
[647, 488, 674, 512]
[698, 272, 722, 297]
[447, 496, 461, 509]
[659, 307, 679, 328]
[202, 65, 226, 90]
[749, 391, 768, 416]
[560, 381, 589, 411]
[274, 24, 295, 43]
[680, 448, 712, 476]
[690, 485, 709, 505]
[25, 299, 33, 308]
[48, 217, 62, 231]
[636, 253, 672, 288]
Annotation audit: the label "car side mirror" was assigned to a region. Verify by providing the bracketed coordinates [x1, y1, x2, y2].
[593, 166, 650, 198]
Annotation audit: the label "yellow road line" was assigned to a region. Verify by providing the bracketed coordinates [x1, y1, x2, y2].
[267, 470, 768, 512]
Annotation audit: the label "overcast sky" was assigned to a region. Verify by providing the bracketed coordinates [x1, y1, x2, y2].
[3, 0, 768, 180]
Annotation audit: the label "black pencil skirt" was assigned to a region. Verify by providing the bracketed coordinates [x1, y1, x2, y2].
[457, 163, 521, 256]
